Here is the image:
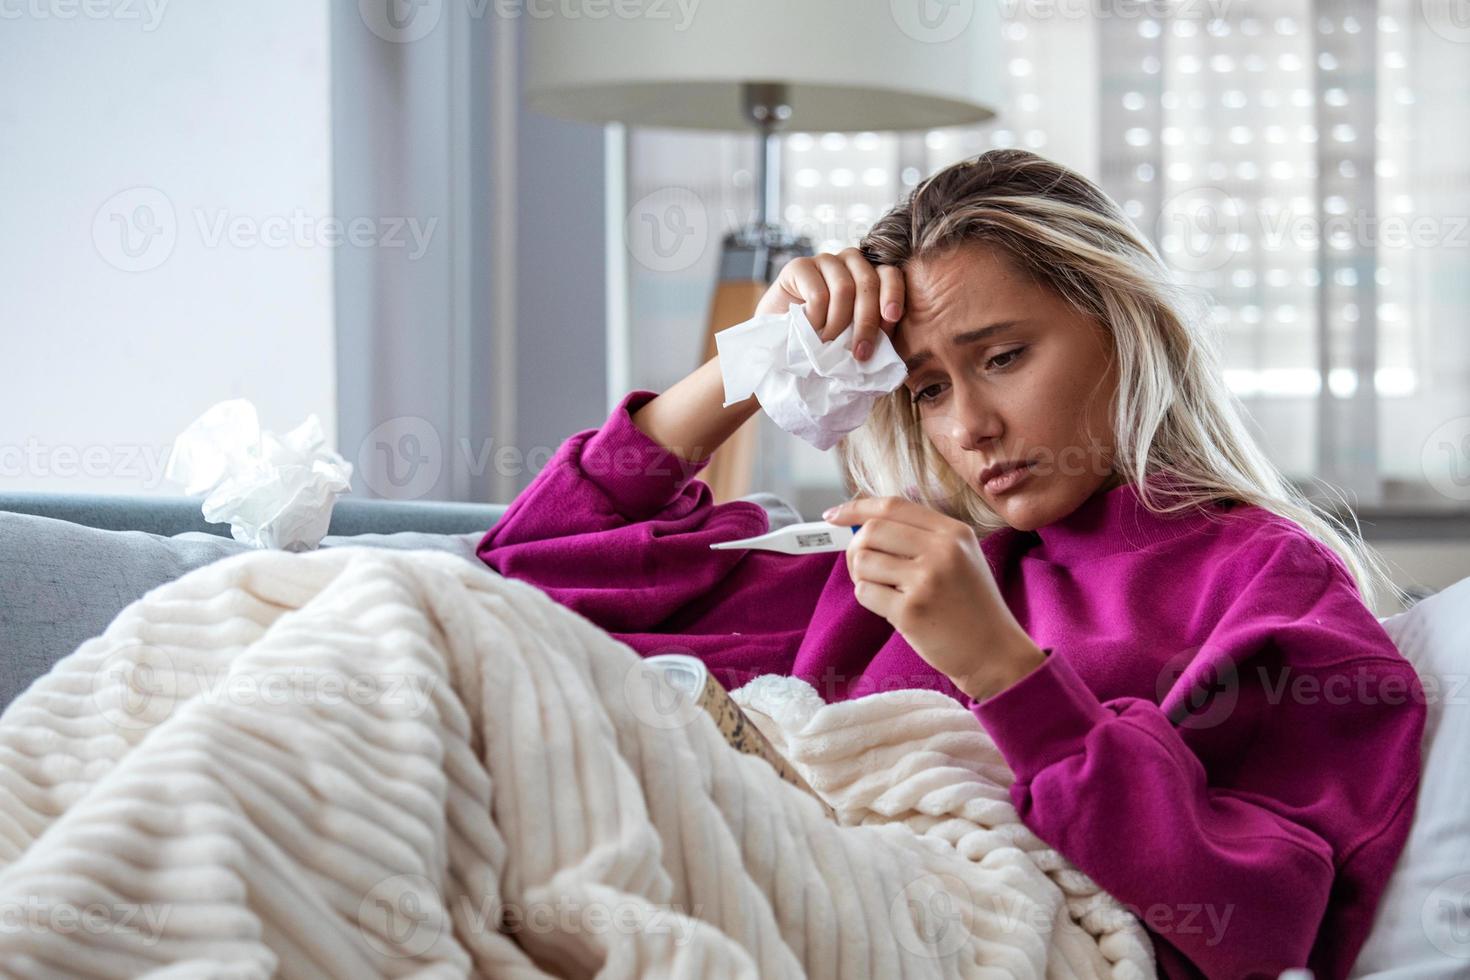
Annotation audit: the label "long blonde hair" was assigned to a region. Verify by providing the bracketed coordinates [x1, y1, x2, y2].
[843, 148, 1404, 613]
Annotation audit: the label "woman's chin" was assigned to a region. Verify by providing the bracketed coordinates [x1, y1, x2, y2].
[993, 501, 1040, 531]
[982, 482, 1046, 530]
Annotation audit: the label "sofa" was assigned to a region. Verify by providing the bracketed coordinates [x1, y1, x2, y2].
[1, 490, 1466, 975]
[0, 490, 800, 711]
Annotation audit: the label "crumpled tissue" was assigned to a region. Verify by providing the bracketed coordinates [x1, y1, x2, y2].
[164, 399, 354, 551]
[715, 302, 908, 451]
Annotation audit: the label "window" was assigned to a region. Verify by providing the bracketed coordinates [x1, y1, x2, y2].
[630, 1, 1470, 514]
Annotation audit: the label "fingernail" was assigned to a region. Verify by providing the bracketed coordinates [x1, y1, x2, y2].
[822, 506, 838, 521]
[854, 340, 872, 361]
[883, 302, 901, 321]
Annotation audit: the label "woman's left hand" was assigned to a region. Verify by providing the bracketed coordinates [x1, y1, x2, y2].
[821, 496, 1046, 701]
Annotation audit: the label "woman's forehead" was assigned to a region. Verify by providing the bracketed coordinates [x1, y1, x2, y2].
[897, 250, 1033, 349]
[903, 245, 1031, 320]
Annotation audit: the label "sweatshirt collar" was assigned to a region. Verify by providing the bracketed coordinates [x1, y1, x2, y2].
[1029, 471, 1215, 561]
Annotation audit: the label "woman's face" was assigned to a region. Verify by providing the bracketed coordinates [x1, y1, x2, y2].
[893, 241, 1123, 532]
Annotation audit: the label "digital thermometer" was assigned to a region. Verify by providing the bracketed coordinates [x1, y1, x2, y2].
[709, 520, 861, 555]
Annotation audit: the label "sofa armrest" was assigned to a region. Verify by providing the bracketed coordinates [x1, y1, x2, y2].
[0, 492, 507, 538]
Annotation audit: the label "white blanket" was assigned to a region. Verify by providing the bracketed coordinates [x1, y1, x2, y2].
[0, 547, 1155, 978]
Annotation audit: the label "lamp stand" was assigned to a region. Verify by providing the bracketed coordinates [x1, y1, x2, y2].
[698, 84, 813, 503]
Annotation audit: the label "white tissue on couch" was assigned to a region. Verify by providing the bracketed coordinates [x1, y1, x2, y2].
[164, 398, 353, 551]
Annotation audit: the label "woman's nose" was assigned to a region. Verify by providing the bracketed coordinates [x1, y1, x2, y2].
[932, 383, 1002, 453]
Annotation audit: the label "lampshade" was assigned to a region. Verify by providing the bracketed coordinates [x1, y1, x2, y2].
[525, 1, 1004, 132]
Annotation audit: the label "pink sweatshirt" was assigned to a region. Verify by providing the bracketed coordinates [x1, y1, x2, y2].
[476, 388, 1425, 979]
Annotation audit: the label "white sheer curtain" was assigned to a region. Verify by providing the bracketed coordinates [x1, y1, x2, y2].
[1094, 0, 1470, 508]
[628, 1, 1470, 515]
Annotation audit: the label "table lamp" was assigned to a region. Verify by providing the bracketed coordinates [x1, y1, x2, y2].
[526, 1, 1004, 501]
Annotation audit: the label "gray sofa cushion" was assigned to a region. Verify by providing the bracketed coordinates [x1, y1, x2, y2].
[739, 491, 802, 532]
[0, 512, 489, 713]
[0, 492, 804, 712]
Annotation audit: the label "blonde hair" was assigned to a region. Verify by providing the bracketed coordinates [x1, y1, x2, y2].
[843, 148, 1405, 612]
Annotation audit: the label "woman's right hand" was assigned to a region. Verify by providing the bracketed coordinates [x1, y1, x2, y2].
[630, 249, 904, 460]
[754, 248, 906, 362]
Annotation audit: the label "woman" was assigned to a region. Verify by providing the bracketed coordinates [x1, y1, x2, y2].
[477, 149, 1425, 978]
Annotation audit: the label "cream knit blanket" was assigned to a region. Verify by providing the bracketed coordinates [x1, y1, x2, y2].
[0, 547, 1155, 978]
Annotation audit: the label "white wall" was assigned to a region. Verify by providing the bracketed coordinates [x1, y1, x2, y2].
[0, 1, 334, 494]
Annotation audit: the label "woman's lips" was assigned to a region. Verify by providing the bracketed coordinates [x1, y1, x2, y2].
[983, 460, 1035, 496]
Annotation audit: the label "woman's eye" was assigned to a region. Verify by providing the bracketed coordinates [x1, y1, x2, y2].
[913, 383, 944, 404]
[911, 347, 1026, 403]
[986, 346, 1026, 371]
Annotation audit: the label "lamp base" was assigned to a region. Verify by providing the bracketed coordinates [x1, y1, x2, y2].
[718, 223, 813, 283]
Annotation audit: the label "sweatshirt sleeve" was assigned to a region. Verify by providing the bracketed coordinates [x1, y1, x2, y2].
[474, 389, 770, 631]
[967, 532, 1426, 979]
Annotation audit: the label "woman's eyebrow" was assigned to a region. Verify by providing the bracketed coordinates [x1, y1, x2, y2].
[903, 320, 1025, 373]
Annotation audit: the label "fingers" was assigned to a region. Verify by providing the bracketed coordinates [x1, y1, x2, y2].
[839, 248, 885, 362]
[877, 264, 905, 336]
[811, 252, 854, 344]
[824, 495, 948, 532]
[774, 251, 904, 360]
[851, 518, 923, 558]
[846, 545, 909, 588]
[772, 256, 827, 329]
